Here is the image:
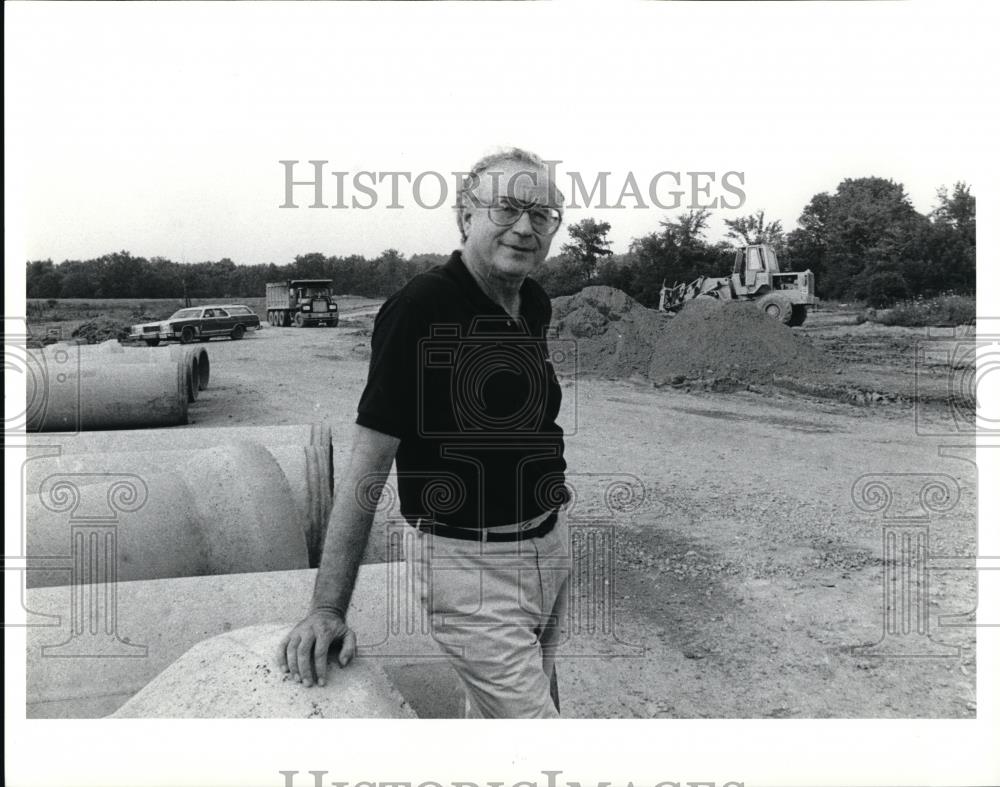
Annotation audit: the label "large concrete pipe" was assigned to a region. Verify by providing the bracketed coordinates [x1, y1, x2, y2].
[78, 344, 209, 402]
[104, 342, 212, 391]
[28, 423, 331, 454]
[26, 442, 309, 588]
[26, 350, 189, 431]
[268, 444, 332, 566]
[26, 472, 209, 589]
[25, 444, 329, 568]
[27, 424, 333, 566]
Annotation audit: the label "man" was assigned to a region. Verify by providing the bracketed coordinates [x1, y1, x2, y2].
[278, 148, 570, 718]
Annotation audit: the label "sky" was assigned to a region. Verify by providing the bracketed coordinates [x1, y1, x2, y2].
[5, 4, 1000, 787]
[6, 3, 995, 268]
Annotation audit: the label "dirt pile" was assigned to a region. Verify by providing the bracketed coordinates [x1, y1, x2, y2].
[649, 299, 828, 385]
[550, 287, 828, 385]
[71, 317, 131, 344]
[551, 287, 670, 381]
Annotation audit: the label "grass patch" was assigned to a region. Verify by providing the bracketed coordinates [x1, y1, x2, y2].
[872, 294, 975, 327]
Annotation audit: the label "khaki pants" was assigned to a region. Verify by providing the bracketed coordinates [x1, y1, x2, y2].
[405, 509, 571, 718]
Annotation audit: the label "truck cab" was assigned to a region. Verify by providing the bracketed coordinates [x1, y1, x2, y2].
[266, 278, 339, 327]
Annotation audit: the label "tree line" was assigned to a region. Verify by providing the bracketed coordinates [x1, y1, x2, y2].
[26, 177, 974, 308]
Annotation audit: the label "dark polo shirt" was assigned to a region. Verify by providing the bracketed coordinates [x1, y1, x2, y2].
[356, 250, 567, 528]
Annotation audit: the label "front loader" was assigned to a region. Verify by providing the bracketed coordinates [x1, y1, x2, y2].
[658, 244, 818, 326]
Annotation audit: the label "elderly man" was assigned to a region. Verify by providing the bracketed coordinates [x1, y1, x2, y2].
[278, 148, 570, 718]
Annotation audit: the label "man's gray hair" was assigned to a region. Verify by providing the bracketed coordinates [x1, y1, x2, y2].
[455, 147, 563, 242]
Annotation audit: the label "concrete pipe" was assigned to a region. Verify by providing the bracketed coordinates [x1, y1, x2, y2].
[28, 423, 330, 456]
[268, 444, 333, 567]
[26, 351, 189, 432]
[25, 425, 333, 568]
[26, 442, 309, 588]
[26, 472, 209, 589]
[84, 344, 209, 400]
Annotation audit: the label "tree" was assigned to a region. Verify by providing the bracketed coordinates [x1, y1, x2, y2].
[932, 181, 975, 241]
[623, 209, 729, 307]
[923, 181, 976, 294]
[26, 260, 63, 298]
[723, 209, 786, 254]
[864, 270, 910, 308]
[785, 177, 930, 299]
[660, 208, 712, 251]
[560, 218, 613, 282]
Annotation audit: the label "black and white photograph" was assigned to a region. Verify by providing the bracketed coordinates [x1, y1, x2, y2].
[4, 2, 999, 786]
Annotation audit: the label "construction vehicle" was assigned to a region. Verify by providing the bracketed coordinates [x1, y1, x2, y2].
[265, 279, 339, 327]
[658, 243, 818, 326]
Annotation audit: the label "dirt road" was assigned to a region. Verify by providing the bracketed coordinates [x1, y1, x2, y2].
[160, 306, 978, 718]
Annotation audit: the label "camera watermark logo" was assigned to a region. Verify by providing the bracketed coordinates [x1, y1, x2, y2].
[417, 319, 577, 438]
[850, 473, 965, 658]
[914, 322, 999, 436]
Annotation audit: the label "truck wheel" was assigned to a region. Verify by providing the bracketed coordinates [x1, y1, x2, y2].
[294, 313, 305, 328]
[789, 305, 807, 327]
[180, 326, 196, 344]
[144, 338, 160, 347]
[266, 311, 273, 326]
[757, 294, 794, 325]
[231, 324, 246, 340]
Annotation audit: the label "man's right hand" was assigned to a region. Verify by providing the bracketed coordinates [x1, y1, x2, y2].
[276, 611, 358, 688]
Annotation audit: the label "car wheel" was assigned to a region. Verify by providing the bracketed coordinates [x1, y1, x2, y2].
[144, 338, 160, 347]
[180, 326, 196, 344]
[231, 324, 246, 340]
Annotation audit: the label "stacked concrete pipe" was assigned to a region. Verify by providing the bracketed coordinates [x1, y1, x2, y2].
[28, 424, 333, 568]
[27, 344, 189, 431]
[25, 442, 309, 588]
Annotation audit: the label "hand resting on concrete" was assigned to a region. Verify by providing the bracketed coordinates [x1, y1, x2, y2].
[278, 610, 357, 687]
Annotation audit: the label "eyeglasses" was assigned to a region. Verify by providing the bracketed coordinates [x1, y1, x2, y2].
[484, 200, 563, 235]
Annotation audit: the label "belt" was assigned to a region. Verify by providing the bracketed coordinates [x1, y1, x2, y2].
[415, 509, 559, 542]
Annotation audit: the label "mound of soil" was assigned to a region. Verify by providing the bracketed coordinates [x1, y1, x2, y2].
[71, 317, 131, 344]
[550, 287, 671, 381]
[551, 287, 828, 385]
[650, 299, 828, 385]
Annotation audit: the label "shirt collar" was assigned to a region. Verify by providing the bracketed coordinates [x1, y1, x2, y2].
[446, 250, 540, 318]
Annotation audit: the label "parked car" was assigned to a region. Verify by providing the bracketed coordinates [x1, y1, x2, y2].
[129, 305, 261, 346]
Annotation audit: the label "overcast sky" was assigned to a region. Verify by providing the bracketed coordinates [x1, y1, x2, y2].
[6, 3, 996, 268]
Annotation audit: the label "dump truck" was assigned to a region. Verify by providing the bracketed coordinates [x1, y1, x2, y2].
[265, 279, 339, 327]
[658, 244, 818, 326]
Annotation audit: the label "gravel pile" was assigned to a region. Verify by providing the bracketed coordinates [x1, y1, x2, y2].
[550, 287, 828, 385]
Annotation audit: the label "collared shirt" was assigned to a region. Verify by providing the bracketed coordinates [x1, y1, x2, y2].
[356, 250, 567, 528]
